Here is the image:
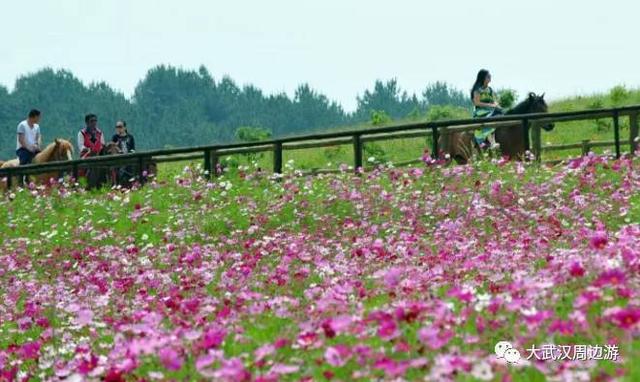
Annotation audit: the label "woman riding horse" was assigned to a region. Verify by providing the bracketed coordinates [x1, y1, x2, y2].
[471, 69, 503, 145]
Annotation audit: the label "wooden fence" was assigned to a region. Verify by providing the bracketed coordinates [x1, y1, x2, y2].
[1, 105, 639, 188]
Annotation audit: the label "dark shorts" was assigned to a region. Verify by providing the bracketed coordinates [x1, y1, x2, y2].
[16, 148, 39, 165]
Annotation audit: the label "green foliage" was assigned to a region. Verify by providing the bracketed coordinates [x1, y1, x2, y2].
[610, 85, 630, 106]
[363, 142, 387, 164]
[235, 126, 272, 142]
[235, 126, 272, 162]
[356, 79, 421, 121]
[426, 105, 468, 122]
[370, 110, 392, 126]
[422, 81, 469, 108]
[497, 88, 518, 109]
[323, 145, 346, 163]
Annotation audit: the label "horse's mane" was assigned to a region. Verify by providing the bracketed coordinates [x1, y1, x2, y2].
[506, 98, 534, 115]
[34, 139, 73, 164]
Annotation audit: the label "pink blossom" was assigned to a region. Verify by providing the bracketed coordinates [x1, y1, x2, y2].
[418, 326, 454, 350]
[158, 347, 183, 371]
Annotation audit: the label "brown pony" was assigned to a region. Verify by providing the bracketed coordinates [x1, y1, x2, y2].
[1, 139, 74, 186]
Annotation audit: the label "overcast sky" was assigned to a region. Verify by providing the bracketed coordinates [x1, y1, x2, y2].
[1, 0, 638, 111]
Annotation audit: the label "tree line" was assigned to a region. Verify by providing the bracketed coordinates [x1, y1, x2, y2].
[0, 65, 472, 158]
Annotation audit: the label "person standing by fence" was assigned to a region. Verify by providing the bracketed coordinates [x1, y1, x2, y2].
[16, 109, 42, 165]
[78, 114, 105, 158]
[111, 120, 135, 153]
[112, 120, 136, 185]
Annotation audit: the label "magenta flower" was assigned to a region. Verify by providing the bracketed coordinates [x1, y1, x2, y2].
[200, 326, 226, 350]
[568, 261, 585, 277]
[18, 340, 41, 360]
[377, 318, 400, 341]
[374, 358, 409, 378]
[594, 269, 627, 287]
[418, 326, 454, 350]
[213, 358, 251, 381]
[589, 231, 608, 249]
[158, 347, 183, 371]
[324, 345, 351, 367]
[609, 307, 640, 330]
[549, 319, 575, 336]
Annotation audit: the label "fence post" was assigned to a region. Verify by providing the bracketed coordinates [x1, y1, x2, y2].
[72, 163, 79, 182]
[138, 156, 145, 183]
[273, 141, 283, 174]
[431, 126, 439, 159]
[6, 170, 12, 190]
[440, 126, 450, 160]
[532, 122, 542, 162]
[629, 111, 639, 154]
[522, 118, 530, 153]
[203, 149, 212, 179]
[353, 134, 363, 171]
[581, 140, 591, 156]
[211, 150, 220, 177]
[613, 110, 621, 159]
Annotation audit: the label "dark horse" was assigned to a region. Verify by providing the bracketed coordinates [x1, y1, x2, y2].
[441, 92, 554, 163]
[83, 142, 123, 189]
[496, 92, 554, 159]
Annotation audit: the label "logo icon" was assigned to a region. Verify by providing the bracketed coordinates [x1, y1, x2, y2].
[495, 341, 521, 364]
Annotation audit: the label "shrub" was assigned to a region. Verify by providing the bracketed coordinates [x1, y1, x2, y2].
[497, 88, 518, 109]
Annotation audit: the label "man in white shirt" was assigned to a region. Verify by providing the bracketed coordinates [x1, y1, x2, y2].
[16, 109, 42, 165]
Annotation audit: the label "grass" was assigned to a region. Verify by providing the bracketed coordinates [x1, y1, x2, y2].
[150, 85, 640, 177]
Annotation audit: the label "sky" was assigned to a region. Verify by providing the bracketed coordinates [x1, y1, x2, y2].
[1, 0, 638, 111]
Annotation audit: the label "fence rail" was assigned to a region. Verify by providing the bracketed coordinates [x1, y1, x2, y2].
[1, 104, 639, 188]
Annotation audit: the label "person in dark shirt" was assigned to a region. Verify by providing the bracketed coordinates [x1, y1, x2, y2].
[111, 120, 135, 153]
[111, 120, 136, 185]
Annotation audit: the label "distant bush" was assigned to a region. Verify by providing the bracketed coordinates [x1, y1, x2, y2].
[426, 105, 468, 121]
[235, 126, 272, 163]
[610, 85, 630, 106]
[364, 142, 387, 165]
[370, 110, 392, 126]
[323, 145, 346, 163]
[497, 89, 518, 109]
[235, 126, 272, 142]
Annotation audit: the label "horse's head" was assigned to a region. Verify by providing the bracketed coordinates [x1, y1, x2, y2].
[101, 142, 123, 156]
[53, 139, 74, 161]
[526, 92, 554, 131]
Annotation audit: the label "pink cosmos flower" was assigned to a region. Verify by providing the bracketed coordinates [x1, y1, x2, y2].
[568, 262, 585, 277]
[324, 345, 351, 367]
[589, 231, 608, 249]
[212, 358, 251, 381]
[377, 318, 399, 340]
[548, 319, 575, 336]
[374, 358, 409, 378]
[383, 267, 404, 289]
[609, 307, 640, 330]
[159, 347, 183, 371]
[200, 326, 226, 349]
[75, 309, 94, 327]
[418, 326, 454, 350]
[269, 364, 299, 375]
[19, 340, 41, 360]
[594, 269, 626, 287]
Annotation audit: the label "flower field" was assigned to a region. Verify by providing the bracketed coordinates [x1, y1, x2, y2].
[1, 155, 640, 381]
